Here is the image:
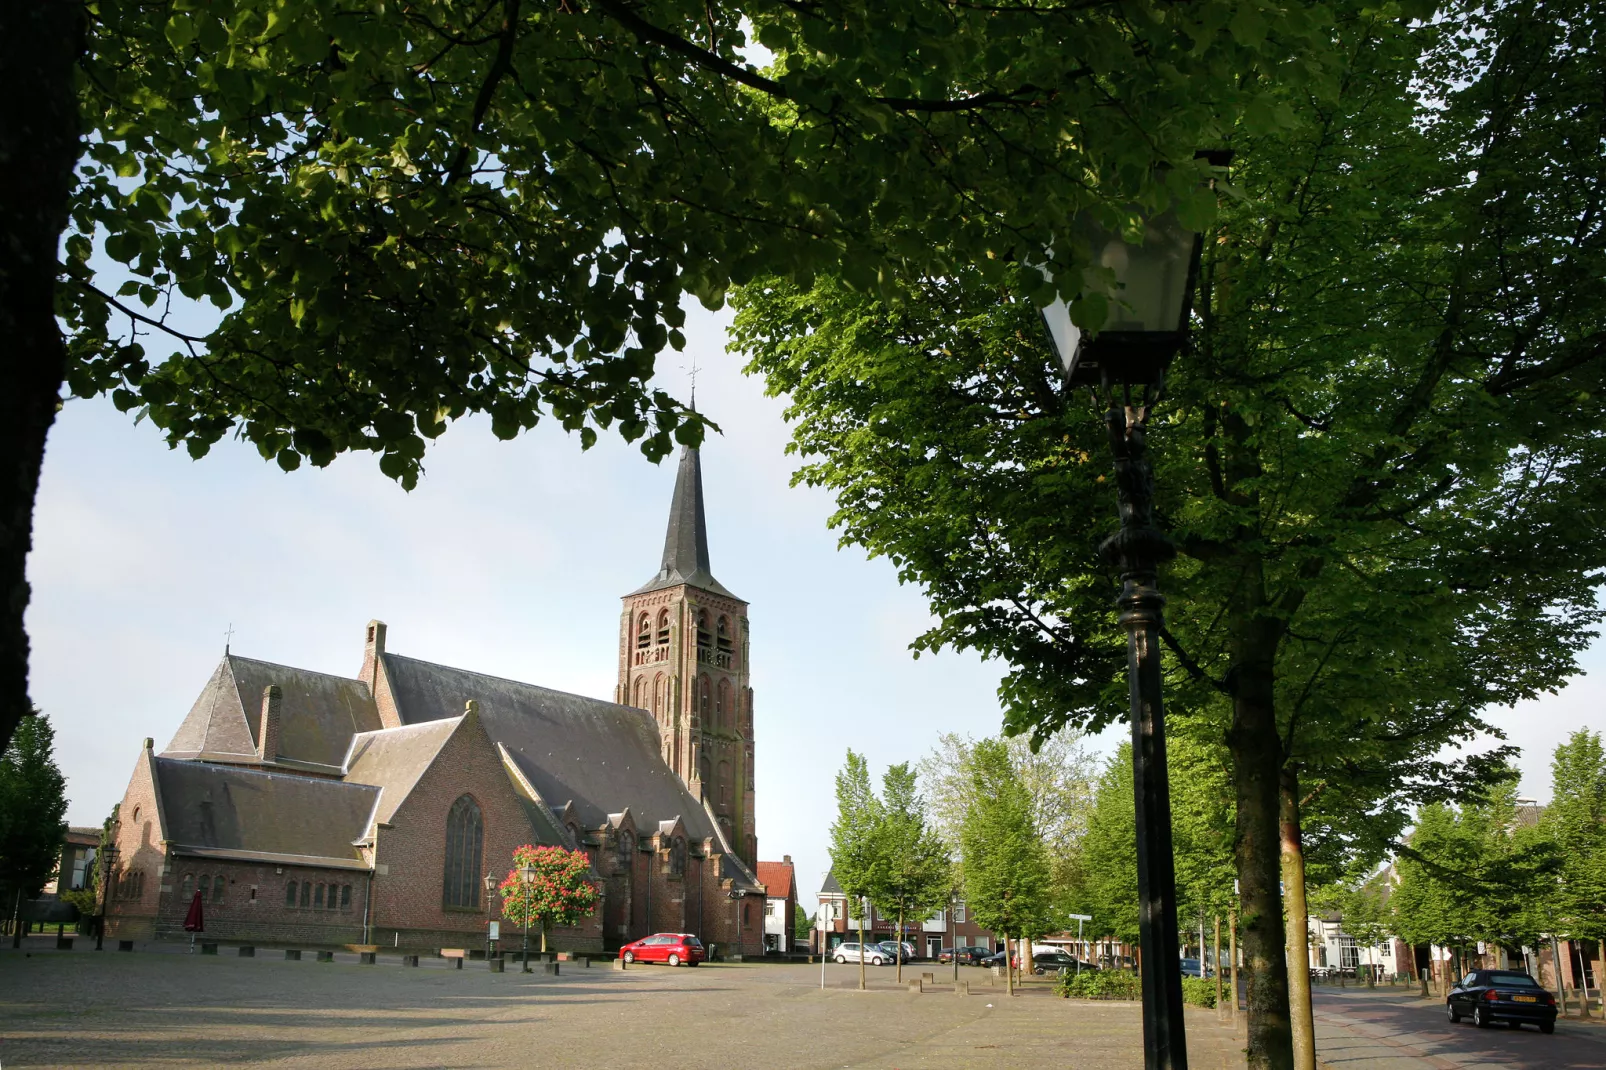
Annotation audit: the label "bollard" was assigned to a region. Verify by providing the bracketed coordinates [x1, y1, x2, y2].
[117, 940, 134, 952]
[489, 956, 505, 973]
[56, 935, 74, 951]
[922, 972, 935, 985]
[403, 954, 419, 967]
[543, 961, 560, 976]
[614, 958, 628, 971]
[908, 980, 923, 993]
[201, 943, 218, 955]
[317, 951, 334, 963]
[360, 952, 377, 965]
[453, 957, 463, 970]
[955, 980, 970, 996]
[285, 950, 302, 961]
[582, 956, 592, 967]
[238, 946, 255, 957]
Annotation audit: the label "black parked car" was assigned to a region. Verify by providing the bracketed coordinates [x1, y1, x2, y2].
[1446, 969, 1558, 1033]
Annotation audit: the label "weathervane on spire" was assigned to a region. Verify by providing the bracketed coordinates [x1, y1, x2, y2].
[684, 356, 700, 413]
[224, 622, 234, 655]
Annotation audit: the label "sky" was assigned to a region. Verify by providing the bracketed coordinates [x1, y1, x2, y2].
[26, 303, 1606, 913]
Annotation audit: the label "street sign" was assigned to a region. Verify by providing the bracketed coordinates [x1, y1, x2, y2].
[1069, 913, 1093, 922]
[489, 921, 500, 940]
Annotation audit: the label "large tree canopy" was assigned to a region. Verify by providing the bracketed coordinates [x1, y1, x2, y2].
[733, 2, 1606, 1066]
[1, 0, 1346, 757]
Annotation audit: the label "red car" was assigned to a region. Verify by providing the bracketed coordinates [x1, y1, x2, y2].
[618, 932, 705, 966]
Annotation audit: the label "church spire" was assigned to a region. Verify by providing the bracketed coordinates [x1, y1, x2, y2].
[631, 445, 737, 598]
[661, 446, 712, 581]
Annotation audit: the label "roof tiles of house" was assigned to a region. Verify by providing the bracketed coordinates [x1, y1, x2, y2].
[380, 652, 719, 845]
[757, 860, 795, 899]
[153, 758, 377, 868]
[343, 716, 463, 828]
[820, 870, 844, 896]
[163, 655, 380, 769]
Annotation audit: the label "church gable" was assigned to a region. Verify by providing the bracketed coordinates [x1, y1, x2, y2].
[163, 657, 255, 761]
[342, 715, 463, 829]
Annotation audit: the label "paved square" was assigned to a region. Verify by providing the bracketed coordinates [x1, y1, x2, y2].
[0, 945, 1245, 1068]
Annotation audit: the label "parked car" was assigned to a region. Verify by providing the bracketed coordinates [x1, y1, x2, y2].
[1030, 951, 1081, 975]
[938, 946, 994, 965]
[833, 942, 889, 966]
[618, 933, 705, 967]
[1180, 958, 1210, 978]
[875, 940, 919, 963]
[979, 949, 1008, 967]
[1446, 969, 1558, 1033]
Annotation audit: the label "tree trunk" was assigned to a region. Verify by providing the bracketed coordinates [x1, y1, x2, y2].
[1229, 909, 1239, 1024]
[858, 897, 866, 992]
[0, 1, 83, 756]
[1215, 915, 1224, 1016]
[1280, 770, 1317, 1070]
[1227, 559, 1294, 1070]
[896, 909, 903, 982]
[540, 920, 548, 954]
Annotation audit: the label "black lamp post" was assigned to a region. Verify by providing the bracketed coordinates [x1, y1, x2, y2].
[518, 863, 536, 973]
[1039, 154, 1226, 1070]
[483, 873, 498, 962]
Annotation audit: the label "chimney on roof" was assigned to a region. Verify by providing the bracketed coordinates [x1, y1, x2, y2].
[258, 685, 282, 762]
[783, 854, 792, 864]
[361, 619, 387, 690]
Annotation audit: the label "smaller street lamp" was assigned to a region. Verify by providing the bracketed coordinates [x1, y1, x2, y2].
[519, 863, 536, 973]
[1036, 150, 1228, 1070]
[483, 873, 498, 962]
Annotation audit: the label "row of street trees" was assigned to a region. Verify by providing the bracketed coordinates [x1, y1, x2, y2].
[0, 713, 69, 944]
[738, 2, 1606, 1064]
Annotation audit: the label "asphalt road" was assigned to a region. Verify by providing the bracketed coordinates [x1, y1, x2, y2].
[1312, 984, 1606, 1069]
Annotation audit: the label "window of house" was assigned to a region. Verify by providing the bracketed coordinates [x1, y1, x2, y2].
[180, 874, 194, 901]
[955, 902, 967, 924]
[315, 883, 325, 909]
[285, 881, 298, 907]
[212, 875, 225, 903]
[341, 885, 352, 910]
[442, 794, 484, 909]
[300, 882, 311, 907]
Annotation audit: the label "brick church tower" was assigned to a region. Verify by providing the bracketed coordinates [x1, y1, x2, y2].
[616, 447, 756, 868]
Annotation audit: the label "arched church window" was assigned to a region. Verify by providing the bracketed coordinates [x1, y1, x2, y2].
[669, 836, 687, 877]
[442, 794, 484, 909]
[654, 673, 665, 716]
[636, 613, 651, 650]
[717, 760, 732, 808]
[656, 609, 670, 645]
[698, 675, 712, 724]
[632, 676, 645, 708]
[285, 880, 298, 907]
[212, 875, 225, 903]
[180, 874, 193, 901]
[699, 754, 711, 787]
[566, 822, 580, 848]
[300, 881, 311, 907]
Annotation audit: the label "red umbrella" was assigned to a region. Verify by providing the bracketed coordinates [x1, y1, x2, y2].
[183, 889, 204, 933]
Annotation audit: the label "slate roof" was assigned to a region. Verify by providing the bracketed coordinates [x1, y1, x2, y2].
[380, 652, 721, 846]
[152, 758, 376, 868]
[757, 860, 796, 900]
[631, 447, 740, 599]
[163, 655, 380, 770]
[343, 717, 463, 827]
[820, 870, 844, 896]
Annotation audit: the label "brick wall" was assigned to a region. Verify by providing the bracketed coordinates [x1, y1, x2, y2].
[157, 858, 369, 946]
[104, 745, 166, 941]
[367, 708, 604, 953]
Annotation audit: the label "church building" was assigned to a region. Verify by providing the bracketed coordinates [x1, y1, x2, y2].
[103, 446, 767, 955]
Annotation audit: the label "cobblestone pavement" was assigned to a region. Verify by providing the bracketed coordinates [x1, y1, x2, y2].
[1311, 984, 1606, 1069]
[0, 939, 1244, 1069]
